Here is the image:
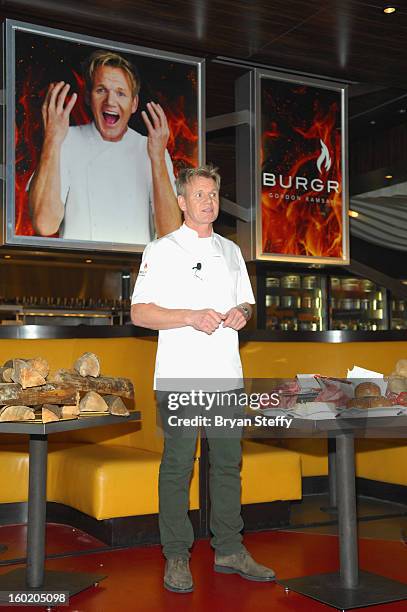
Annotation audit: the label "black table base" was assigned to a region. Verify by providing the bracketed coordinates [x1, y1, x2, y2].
[321, 438, 338, 515]
[0, 568, 106, 603]
[279, 571, 407, 610]
[0, 413, 140, 603]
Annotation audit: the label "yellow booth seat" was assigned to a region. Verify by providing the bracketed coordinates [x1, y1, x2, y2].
[46, 443, 199, 520]
[241, 441, 302, 504]
[272, 438, 407, 488]
[0, 445, 30, 503]
[355, 439, 407, 487]
[0, 439, 300, 519]
[277, 439, 328, 477]
[0, 442, 199, 519]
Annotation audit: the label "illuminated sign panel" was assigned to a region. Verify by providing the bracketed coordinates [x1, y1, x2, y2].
[254, 70, 349, 263]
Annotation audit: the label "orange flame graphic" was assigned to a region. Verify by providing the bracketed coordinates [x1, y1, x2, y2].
[262, 99, 342, 258]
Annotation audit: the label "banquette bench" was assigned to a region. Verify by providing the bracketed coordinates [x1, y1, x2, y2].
[0, 332, 302, 544]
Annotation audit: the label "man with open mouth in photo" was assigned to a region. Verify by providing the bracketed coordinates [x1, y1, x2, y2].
[29, 49, 180, 244]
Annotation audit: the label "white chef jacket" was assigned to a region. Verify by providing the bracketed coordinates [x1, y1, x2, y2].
[58, 122, 175, 244]
[131, 223, 255, 388]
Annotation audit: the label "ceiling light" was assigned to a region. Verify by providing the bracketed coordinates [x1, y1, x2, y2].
[370, 120, 376, 125]
[85, 259, 92, 263]
[385, 174, 393, 179]
[383, 5, 397, 14]
[3, 255, 11, 259]
[399, 108, 406, 113]
[348, 210, 359, 218]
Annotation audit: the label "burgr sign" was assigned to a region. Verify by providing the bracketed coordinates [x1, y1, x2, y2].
[262, 140, 340, 194]
[258, 71, 347, 263]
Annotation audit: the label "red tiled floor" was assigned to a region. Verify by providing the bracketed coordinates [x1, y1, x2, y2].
[0, 528, 406, 611]
[0, 523, 105, 562]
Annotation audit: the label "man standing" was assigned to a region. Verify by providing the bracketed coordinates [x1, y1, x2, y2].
[29, 50, 180, 243]
[131, 165, 275, 593]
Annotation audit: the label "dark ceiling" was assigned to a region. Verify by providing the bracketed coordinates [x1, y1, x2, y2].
[2, 0, 407, 86]
[3, 0, 407, 136]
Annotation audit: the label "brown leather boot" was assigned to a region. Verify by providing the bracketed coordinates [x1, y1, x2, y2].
[214, 550, 275, 582]
[164, 557, 194, 593]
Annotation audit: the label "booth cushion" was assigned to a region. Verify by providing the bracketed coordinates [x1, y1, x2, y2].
[278, 439, 328, 477]
[241, 441, 302, 504]
[0, 445, 29, 503]
[0, 440, 301, 518]
[46, 443, 200, 520]
[355, 439, 407, 486]
[0, 442, 199, 520]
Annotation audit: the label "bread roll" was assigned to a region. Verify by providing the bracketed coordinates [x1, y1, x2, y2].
[369, 397, 392, 408]
[354, 382, 381, 398]
[395, 359, 407, 377]
[387, 376, 407, 394]
[346, 396, 392, 409]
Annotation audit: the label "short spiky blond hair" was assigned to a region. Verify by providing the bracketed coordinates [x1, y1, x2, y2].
[175, 164, 221, 197]
[84, 50, 140, 97]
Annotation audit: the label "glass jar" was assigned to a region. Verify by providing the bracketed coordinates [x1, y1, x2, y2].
[281, 275, 301, 288]
[302, 275, 317, 289]
[266, 277, 280, 288]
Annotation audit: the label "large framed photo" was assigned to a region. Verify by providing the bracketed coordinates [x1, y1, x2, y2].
[2, 20, 204, 252]
[241, 69, 348, 264]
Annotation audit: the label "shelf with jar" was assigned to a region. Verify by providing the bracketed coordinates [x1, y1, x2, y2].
[391, 298, 407, 330]
[329, 277, 387, 331]
[259, 273, 327, 331]
[0, 296, 132, 326]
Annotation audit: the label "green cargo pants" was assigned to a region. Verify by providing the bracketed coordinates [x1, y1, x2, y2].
[157, 390, 245, 560]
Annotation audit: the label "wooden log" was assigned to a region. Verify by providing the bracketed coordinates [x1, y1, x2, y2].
[41, 403, 80, 420]
[0, 367, 13, 383]
[79, 391, 108, 413]
[103, 394, 130, 416]
[42, 405, 60, 423]
[74, 352, 100, 378]
[0, 382, 79, 406]
[61, 404, 80, 418]
[11, 360, 46, 389]
[0, 405, 35, 422]
[28, 357, 49, 379]
[4, 357, 49, 379]
[51, 369, 134, 399]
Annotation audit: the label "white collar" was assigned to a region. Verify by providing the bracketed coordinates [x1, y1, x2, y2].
[90, 121, 130, 145]
[178, 222, 214, 241]
[176, 223, 221, 255]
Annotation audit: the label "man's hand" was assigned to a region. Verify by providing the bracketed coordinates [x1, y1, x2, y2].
[188, 309, 225, 335]
[142, 101, 170, 163]
[42, 81, 77, 146]
[222, 306, 249, 331]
